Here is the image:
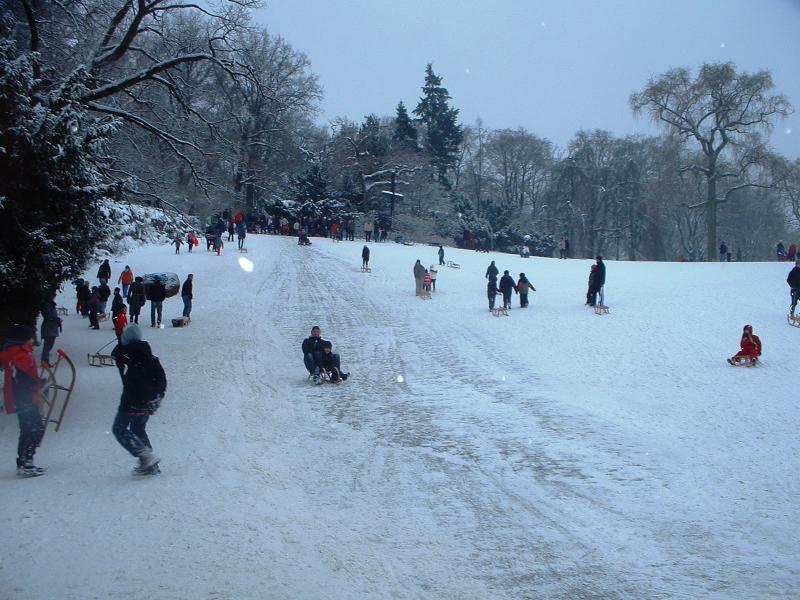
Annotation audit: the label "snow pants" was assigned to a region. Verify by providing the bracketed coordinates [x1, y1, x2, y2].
[182, 297, 192, 318]
[16, 398, 45, 467]
[519, 292, 529, 308]
[488, 292, 497, 310]
[112, 408, 151, 457]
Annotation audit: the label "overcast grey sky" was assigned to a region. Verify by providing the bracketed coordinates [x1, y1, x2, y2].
[255, 0, 800, 158]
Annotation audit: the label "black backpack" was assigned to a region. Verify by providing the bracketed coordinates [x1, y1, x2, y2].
[125, 354, 167, 409]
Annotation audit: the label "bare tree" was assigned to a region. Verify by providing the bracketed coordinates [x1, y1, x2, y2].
[631, 62, 791, 261]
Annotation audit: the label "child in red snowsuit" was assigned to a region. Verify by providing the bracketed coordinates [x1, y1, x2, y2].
[114, 305, 129, 340]
[728, 324, 762, 365]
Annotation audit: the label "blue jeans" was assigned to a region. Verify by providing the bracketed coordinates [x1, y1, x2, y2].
[182, 297, 192, 318]
[150, 301, 163, 326]
[304, 352, 340, 374]
[41, 337, 56, 364]
[121, 283, 130, 298]
[112, 408, 151, 457]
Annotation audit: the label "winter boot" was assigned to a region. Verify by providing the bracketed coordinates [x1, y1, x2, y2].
[16, 458, 45, 478]
[133, 449, 160, 475]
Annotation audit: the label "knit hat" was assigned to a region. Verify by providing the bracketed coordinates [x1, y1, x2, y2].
[120, 323, 143, 346]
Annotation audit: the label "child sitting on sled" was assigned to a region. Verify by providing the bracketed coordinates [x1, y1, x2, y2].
[727, 324, 762, 365]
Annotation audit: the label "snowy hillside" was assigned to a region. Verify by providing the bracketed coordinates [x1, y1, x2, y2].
[2, 235, 798, 599]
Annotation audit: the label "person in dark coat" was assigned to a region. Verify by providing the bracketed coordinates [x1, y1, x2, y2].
[438, 245, 445, 266]
[487, 277, 502, 311]
[128, 276, 145, 324]
[88, 287, 101, 329]
[0, 325, 47, 477]
[315, 341, 349, 383]
[413, 260, 425, 295]
[485, 261, 499, 280]
[586, 265, 599, 306]
[227, 220, 235, 242]
[148, 276, 166, 328]
[362, 246, 370, 270]
[301, 326, 348, 382]
[594, 256, 606, 305]
[516, 273, 536, 308]
[498, 270, 518, 309]
[181, 274, 193, 320]
[39, 291, 62, 367]
[97, 259, 111, 284]
[787, 259, 800, 316]
[76, 279, 90, 315]
[236, 221, 247, 249]
[111, 324, 166, 475]
[97, 282, 111, 315]
[111, 287, 125, 330]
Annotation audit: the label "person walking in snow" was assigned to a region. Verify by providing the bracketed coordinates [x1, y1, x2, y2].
[429, 264, 438, 292]
[487, 276, 502, 311]
[1, 325, 47, 477]
[181, 274, 193, 321]
[173, 235, 183, 254]
[498, 270, 517, 309]
[76, 279, 90, 316]
[39, 291, 62, 368]
[118, 265, 134, 298]
[114, 305, 128, 340]
[111, 287, 125, 328]
[111, 324, 166, 475]
[516, 273, 536, 308]
[485, 260, 499, 280]
[149, 276, 166, 328]
[88, 286, 101, 330]
[727, 324, 762, 365]
[97, 259, 111, 284]
[586, 264, 599, 306]
[227, 220, 235, 242]
[787, 259, 800, 316]
[97, 281, 111, 316]
[236, 221, 247, 250]
[214, 235, 224, 255]
[362, 245, 370, 270]
[128, 276, 146, 324]
[413, 259, 425, 296]
[438, 245, 445, 266]
[423, 269, 432, 293]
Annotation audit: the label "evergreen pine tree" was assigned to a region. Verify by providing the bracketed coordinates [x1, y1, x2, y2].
[413, 64, 463, 188]
[392, 101, 418, 151]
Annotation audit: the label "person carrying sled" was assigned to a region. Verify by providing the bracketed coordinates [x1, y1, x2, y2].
[111, 324, 166, 475]
[0, 325, 46, 477]
[787, 259, 800, 316]
[499, 270, 517, 309]
[727, 324, 762, 365]
[362, 245, 370, 270]
[516, 273, 536, 308]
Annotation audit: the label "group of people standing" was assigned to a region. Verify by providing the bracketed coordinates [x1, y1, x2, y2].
[484, 261, 537, 310]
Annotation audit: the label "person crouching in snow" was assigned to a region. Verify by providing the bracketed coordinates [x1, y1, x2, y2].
[111, 324, 166, 475]
[1, 325, 47, 477]
[728, 324, 762, 365]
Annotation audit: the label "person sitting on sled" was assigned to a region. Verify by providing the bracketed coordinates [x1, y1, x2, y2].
[316, 341, 349, 383]
[727, 324, 762, 365]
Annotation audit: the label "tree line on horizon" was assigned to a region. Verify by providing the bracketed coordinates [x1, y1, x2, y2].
[0, 0, 798, 327]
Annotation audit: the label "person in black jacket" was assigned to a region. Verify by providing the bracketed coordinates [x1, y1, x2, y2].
[181, 274, 193, 321]
[97, 259, 111, 284]
[111, 324, 166, 475]
[594, 256, 606, 305]
[39, 291, 62, 367]
[316, 341, 349, 383]
[788, 259, 800, 315]
[362, 246, 370, 270]
[149, 276, 166, 327]
[128, 276, 146, 324]
[88, 287, 101, 329]
[498, 270, 518, 309]
[301, 326, 348, 382]
[485, 261, 499, 280]
[97, 282, 111, 315]
[487, 277, 502, 311]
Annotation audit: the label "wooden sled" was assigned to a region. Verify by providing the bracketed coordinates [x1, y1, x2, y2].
[88, 352, 115, 367]
[171, 317, 189, 327]
[419, 289, 432, 300]
[594, 304, 610, 315]
[57, 306, 69, 316]
[360, 266, 372, 272]
[239, 247, 248, 253]
[446, 260, 461, 269]
[788, 314, 800, 328]
[97, 312, 109, 322]
[491, 306, 509, 316]
[727, 356, 759, 367]
[41, 349, 76, 433]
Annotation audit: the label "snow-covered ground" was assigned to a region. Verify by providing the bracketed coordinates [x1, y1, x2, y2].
[2, 234, 798, 599]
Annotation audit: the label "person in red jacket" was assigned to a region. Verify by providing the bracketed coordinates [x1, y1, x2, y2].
[728, 324, 762, 365]
[0, 325, 46, 477]
[114, 305, 129, 340]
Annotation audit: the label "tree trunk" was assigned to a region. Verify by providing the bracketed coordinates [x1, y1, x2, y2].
[705, 176, 717, 261]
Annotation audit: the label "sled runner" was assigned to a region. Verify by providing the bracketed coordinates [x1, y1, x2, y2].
[360, 266, 372, 272]
[419, 289, 432, 300]
[492, 306, 509, 316]
[41, 349, 76, 433]
[788, 313, 800, 328]
[594, 304, 610, 315]
[727, 356, 759, 367]
[446, 260, 461, 269]
[57, 306, 69, 316]
[171, 317, 189, 327]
